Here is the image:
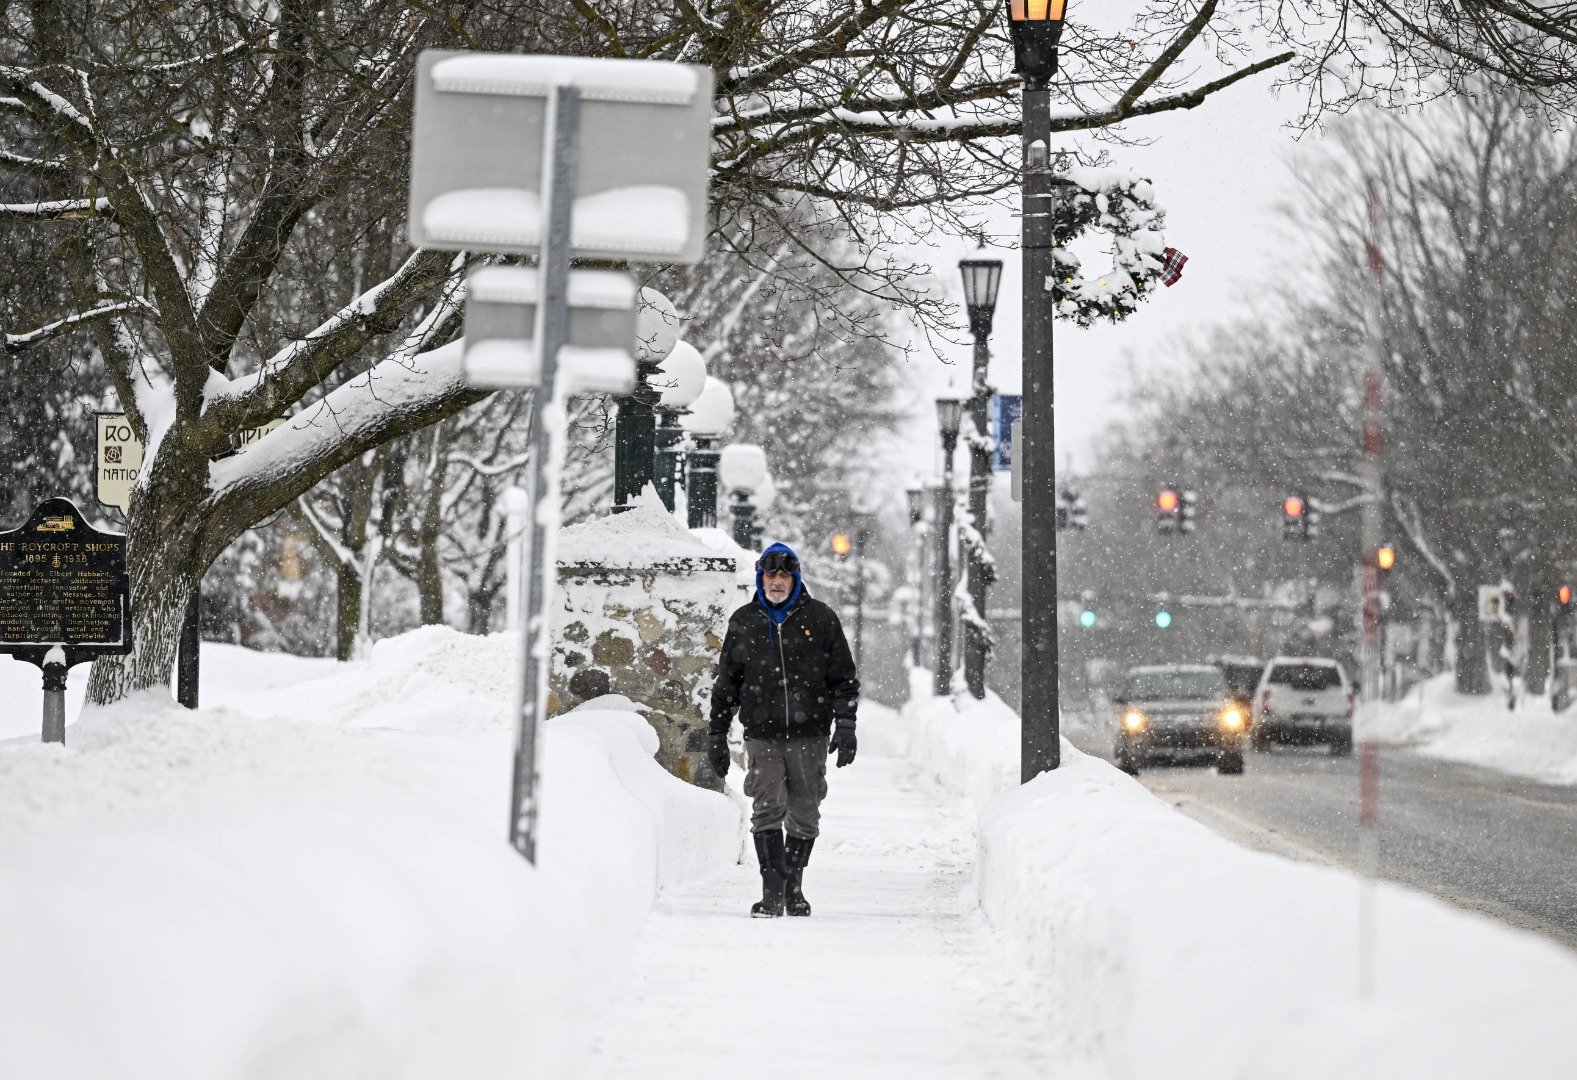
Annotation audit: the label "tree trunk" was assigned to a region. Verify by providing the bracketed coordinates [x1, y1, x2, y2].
[416, 496, 445, 625]
[86, 459, 206, 705]
[1452, 589, 1491, 695]
[336, 561, 361, 662]
[467, 586, 494, 635]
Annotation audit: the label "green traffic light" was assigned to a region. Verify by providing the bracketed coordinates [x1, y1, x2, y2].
[1155, 610, 1173, 629]
[1079, 609, 1096, 628]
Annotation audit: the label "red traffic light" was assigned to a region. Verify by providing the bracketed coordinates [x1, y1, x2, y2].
[1157, 489, 1180, 513]
[1560, 585, 1573, 607]
[1282, 495, 1305, 518]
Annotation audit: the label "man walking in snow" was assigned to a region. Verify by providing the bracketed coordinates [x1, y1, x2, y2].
[708, 541, 860, 918]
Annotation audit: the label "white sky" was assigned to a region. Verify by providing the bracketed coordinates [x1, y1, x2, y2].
[891, 66, 1315, 477]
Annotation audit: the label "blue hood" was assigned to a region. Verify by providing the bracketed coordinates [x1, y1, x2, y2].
[754, 541, 803, 633]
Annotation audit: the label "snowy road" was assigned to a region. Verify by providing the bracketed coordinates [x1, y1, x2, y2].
[585, 739, 1074, 1079]
[1071, 737, 1577, 950]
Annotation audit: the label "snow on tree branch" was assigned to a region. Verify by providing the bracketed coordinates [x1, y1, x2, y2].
[2, 297, 154, 354]
[0, 196, 114, 222]
[205, 339, 486, 561]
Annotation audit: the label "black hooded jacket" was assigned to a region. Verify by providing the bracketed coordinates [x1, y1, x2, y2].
[709, 585, 860, 741]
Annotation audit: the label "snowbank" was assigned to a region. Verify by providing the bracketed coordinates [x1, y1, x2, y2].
[0, 627, 739, 1079]
[891, 676, 1577, 1079]
[1361, 673, 1577, 785]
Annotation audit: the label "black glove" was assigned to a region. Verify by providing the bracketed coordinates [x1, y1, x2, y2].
[707, 732, 730, 778]
[829, 721, 857, 768]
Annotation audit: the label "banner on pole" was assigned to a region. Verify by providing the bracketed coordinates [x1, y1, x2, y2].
[993, 393, 1022, 472]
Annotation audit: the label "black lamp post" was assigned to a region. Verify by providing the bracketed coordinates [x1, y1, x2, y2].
[960, 247, 1003, 700]
[683, 376, 735, 529]
[728, 488, 756, 547]
[906, 484, 928, 667]
[934, 395, 965, 697]
[652, 341, 707, 513]
[1008, 0, 1067, 779]
[750, 472, 773, 550]
[721, 443, 767, 549]
[615, 288, 681, 514]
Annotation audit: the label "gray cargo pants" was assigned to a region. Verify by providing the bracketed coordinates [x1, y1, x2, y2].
[743, 736, 829, 838]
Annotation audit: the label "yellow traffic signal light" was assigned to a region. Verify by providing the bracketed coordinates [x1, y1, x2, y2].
[1376, 545, 1396, 571]
[830, 532, 852, 557]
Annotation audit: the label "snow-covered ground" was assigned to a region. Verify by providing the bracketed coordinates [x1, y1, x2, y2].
[894, 671, 1577, 1078]
[8, 639, 1577, 1078]
[0, 628, 737, 1078]
[1361, 673, 1577, 785]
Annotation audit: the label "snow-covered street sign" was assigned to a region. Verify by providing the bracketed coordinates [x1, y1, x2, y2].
[462, 266, 637, 393]
[408, 53, 713, 263]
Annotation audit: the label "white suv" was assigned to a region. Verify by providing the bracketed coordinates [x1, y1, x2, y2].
[1251, 657, 1354, 755]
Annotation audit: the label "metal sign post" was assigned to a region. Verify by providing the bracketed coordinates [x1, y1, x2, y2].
[508, 84, 580, 863]
[410, 51, 713, 862]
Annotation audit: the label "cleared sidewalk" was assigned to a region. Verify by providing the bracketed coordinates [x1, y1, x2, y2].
[585, 705, 1075, 1079]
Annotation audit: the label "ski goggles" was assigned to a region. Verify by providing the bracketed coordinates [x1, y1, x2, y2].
[757, 552, 800, 574]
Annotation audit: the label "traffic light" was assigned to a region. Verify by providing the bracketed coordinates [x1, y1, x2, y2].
[830, 532, 852, 558]
[1281, 493, 1317, 541]
[1157, 486, 1181, 533]
[1179, 489, 1198, 534]
[1078, 590, 1097, 628]
[1557, 586, 1574, 659]
[1056, 486, 1087, 532]
[1376, 545, 1396, 572]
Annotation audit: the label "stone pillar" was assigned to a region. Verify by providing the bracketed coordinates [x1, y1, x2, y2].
[549, 527, 747, 790]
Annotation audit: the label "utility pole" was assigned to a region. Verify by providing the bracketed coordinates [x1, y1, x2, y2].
[1020, 89, 1060, 778]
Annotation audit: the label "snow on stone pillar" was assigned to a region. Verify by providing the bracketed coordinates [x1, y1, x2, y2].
[548, 497, 748, 790]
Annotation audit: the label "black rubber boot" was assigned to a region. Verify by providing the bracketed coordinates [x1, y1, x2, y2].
[750, 830, 787, 918]
[784, 835, 815, 916]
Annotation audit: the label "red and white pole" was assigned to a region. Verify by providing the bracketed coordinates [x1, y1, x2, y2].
[1358, 180, 1386, 999]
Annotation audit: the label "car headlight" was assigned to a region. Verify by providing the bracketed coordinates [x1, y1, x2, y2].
[1219, 705, 1246, 731]
[1122, 709, 1146, 733]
